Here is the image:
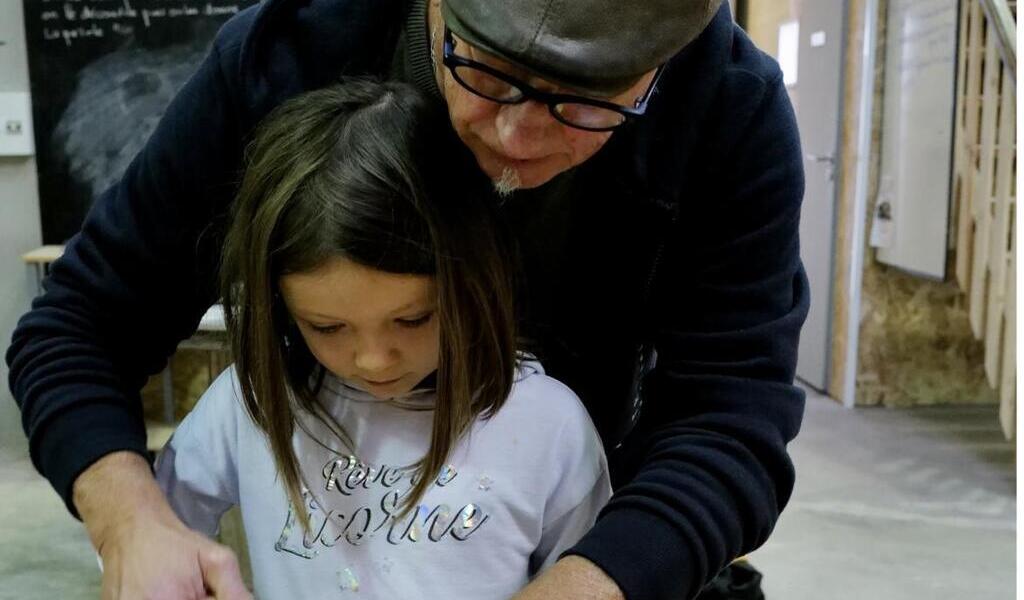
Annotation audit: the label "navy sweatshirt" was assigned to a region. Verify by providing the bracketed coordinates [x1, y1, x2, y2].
[7, 1, 808, 599]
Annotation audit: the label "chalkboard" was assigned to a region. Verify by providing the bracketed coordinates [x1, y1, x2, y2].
[874, 0, 958, 279]
[22, 0, 259, 244]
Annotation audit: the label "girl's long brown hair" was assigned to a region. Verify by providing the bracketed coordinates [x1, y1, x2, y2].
[220, 80, 518, 528]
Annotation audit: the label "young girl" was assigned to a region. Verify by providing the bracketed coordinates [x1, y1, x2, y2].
[154, 80, 611, 599]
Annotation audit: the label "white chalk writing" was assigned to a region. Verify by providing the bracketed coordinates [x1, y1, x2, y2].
[32, 0, 243, 47]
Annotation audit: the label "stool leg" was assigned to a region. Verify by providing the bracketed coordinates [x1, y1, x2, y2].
[162, 361, 175, 424]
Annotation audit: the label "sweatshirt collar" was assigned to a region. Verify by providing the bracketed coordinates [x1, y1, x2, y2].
[401, 0, 444, 101]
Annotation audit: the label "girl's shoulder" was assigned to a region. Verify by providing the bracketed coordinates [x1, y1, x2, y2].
[469, 359, 607, 492]
[182, 365, 250, 430]
[499, 359, 599, 440]
[202, 365, 245, 407]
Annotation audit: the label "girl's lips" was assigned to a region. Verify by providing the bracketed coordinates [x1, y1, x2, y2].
[363, 377, 402, 386]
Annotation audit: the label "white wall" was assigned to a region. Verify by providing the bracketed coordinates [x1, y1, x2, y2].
[0, 0, 42, 451]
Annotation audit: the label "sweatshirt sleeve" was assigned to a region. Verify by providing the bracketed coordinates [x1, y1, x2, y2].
[154, 368, 242, 537]
[565, 74, 808, 600]
[4, 26, 250, 518]
[528, 382, 613, 576]
[531, 471, 611, 576]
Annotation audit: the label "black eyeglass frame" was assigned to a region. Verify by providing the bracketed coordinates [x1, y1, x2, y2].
[442, 26, 664, 132]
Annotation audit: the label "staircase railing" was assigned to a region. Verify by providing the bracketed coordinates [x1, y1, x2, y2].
[952, 0, 1017, 438]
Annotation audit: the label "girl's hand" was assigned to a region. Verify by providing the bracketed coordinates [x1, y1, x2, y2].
[75, 452, 252, 600]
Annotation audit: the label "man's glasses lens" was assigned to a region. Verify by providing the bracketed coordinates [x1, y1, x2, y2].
[554, 103, 627, 130]
[452, 64, 629, 131]
[451, 66, 523, 102]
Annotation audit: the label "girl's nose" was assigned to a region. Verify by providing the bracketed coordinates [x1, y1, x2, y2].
[353, 338, 399, 375]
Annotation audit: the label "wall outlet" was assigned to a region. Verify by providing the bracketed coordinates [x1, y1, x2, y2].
[0, 92, 35, 156]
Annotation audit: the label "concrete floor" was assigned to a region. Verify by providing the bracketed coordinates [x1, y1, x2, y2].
[751, 387, 1016, 599]
[0, 387, 1015, 599]
[0, 402, 102, 599]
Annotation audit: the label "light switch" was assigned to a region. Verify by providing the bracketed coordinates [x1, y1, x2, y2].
[0, 92, 35, 156]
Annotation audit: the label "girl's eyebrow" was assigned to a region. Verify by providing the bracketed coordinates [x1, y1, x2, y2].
[292, 310, 344, 322]
[295, 301, 434, 321]
[386, 301, 435, 316]
[284, 304, 345, 321]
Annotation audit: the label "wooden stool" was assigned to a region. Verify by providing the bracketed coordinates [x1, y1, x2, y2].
[21, 244, 64, 295]
[21, 245, 227, 428]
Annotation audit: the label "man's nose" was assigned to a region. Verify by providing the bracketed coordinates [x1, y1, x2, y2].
[495, 100, 557, 157]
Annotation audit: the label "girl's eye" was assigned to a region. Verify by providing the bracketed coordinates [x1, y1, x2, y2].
[397, 313, 433, 328]
[310, 323, 343, 335]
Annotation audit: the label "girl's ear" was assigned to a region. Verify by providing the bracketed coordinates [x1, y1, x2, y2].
[282, 317, 315, 387]
[282, 315, 299, 349]
[273, 291, 301, 354]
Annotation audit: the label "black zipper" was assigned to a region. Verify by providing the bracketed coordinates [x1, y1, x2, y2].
[640, 198, 681, 313]
[611, 197, 680, 450]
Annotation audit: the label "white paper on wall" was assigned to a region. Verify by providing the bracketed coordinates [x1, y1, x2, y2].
[0, 92, 35, 156]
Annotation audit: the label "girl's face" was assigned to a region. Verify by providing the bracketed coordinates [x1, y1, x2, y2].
[280, 256, 440, 399]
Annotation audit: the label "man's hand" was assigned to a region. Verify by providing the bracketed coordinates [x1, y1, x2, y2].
[514, 556, 625, 600]
[74, 451, 252, 600]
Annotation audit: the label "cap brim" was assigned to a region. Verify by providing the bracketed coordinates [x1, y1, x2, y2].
[441, 4, 640, 98]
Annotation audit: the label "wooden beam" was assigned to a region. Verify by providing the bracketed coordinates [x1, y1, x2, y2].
[956, 1, 985, 289]
[968, 28, 1001, 337]
[998, 231, 1015, 440]
[983, 64, 1015, 385]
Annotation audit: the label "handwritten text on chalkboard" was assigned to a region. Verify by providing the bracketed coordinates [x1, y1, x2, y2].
[38, 0, 242, 47]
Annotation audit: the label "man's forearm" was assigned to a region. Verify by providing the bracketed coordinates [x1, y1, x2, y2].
[72, 451, 252, 599]
[73, 451, 174, 552]
[513, 556, 625, 600]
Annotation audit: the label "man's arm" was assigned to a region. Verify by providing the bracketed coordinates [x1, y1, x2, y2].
[6, 18, 254, 600]
[76, 452, 250, 600]
[515, 556, 624, 600]
[564, 71, 808, 600]
[7, 33, 244, 519]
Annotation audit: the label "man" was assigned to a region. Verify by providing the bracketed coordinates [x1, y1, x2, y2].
[7, 0, 808, 599]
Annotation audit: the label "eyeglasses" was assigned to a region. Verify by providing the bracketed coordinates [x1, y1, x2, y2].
[442, 26, 663, 132]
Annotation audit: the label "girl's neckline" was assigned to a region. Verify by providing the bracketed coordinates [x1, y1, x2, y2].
[320, 372, 437, 411]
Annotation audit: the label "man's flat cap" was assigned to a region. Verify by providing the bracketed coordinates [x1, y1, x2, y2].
[442, 0, 725, 96]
